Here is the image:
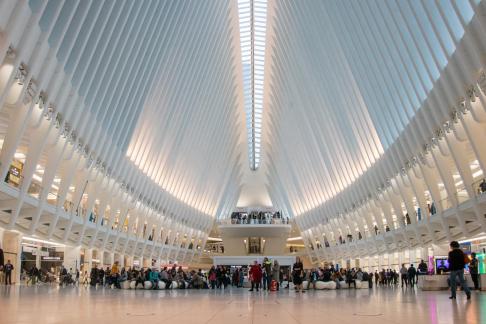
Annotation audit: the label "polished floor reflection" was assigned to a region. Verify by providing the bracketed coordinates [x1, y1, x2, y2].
[0, 285, 483, 324]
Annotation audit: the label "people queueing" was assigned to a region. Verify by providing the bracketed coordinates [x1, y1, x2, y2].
[448, 241, 471, 300]
[249, 261, 262, 292]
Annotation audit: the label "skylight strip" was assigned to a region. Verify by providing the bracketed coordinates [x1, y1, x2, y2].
[238, 0, 267, 171]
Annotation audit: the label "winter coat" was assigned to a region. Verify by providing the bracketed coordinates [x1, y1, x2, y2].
[249, 265, 262, 282]
[272, 264, 280, 281]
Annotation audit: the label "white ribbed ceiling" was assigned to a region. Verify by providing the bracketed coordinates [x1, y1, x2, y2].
[125, 0, 244, 216]
[23, 0, 483, 228]
[25, 0, 246, 220]
[264, 0, 481, 218]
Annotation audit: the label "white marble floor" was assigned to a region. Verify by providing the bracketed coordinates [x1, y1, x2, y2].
[0, 285, 483, 324]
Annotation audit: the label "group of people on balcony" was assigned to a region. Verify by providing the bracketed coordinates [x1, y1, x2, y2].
[229, 211, 289, 225]
[480, 179, 486, 194]
[328, 206, 442, 247]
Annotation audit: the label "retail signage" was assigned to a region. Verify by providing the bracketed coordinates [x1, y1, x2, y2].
[23, 246, 35, 253]
[7, 159, 23, 186]
[42, 256, 61, 261]
[33, 250, 49, 257]
[460, 242, 471, 254]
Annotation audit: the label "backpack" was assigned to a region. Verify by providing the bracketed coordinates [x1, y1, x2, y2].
[362, 272, 369, 281]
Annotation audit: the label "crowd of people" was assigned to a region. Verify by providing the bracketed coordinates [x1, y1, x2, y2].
[86, 262, 207, 289]
[229, 211, 289, 225]
[6, 239, 478, 301]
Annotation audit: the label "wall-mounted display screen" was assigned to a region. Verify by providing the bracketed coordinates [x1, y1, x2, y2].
[435, 258, 449, 273]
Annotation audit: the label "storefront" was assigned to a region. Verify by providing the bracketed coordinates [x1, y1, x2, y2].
[21, 237, 65, 275]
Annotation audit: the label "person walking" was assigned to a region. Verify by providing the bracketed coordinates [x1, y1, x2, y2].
[469, 252, 479, 291]
[448, 241, 471, 300]
[400, 264, 408, 287]
[292, 257, 304, 293]
[4, 260, 14, 285]
[407, 264, 417, 287]
[272, 260, 280, 291]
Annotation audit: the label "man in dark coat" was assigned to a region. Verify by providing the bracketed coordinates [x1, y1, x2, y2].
[448, 241, 471, 299]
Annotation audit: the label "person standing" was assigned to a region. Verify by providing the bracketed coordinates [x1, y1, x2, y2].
[448, 241, 471, 300]
[292, 257, 304, 293]
[75, 269, 80, 286]
[407, 264, 417, 287]
[469, 253, 479, 291]
[417, 259, 428, 284]
[272, 260, 280, 291]
[249, 261, 262, 292]
[238, 268, 244, 288]
[400, 264, 408, 287]
[208, 266, 217, 289]
[110, 261, 120, 288]
[262, 257, 272, 290]
[82, 270, 89, 286]
[90, 264, 98, 286]
[4, 260, 14, 285]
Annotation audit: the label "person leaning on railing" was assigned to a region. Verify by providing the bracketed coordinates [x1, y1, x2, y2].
[480, 179, 486, 194]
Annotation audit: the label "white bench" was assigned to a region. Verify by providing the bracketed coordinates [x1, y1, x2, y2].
[315, 281, 336, 290]
[355, 280, 370, 289]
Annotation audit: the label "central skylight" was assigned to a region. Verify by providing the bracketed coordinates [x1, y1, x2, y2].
[237, 0, 268, 170]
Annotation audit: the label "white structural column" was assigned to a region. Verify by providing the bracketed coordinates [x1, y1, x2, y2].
[64, 245, 81, 271]
[261, 0, 486, 264]
[0, 0, 247, 268]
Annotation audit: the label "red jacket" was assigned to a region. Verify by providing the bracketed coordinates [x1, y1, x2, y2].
[249, 264, 262, 282]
